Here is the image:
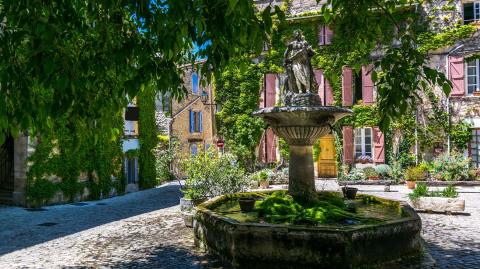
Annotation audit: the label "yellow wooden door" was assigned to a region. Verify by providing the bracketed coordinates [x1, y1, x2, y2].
[317, 134, 337, 178]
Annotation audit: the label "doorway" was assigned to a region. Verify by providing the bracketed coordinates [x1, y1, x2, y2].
[0, 135, 14, 200]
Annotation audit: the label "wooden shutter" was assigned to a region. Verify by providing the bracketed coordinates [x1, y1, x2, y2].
[189, 110, 194, 133]
[325, 80, 334, 106]
[314, 70, 325, 104]
[373, 127, 385, 163]
[266, 129, 277, 163]
[192, 72, 199, 94]
[266, 74, 276, 107]
[342, 67, 353, 106]
[343, 126, 354, 164]
[362, 66, 375, 104]
[449, 56, 465, 96]
[325, 26, 333, 45]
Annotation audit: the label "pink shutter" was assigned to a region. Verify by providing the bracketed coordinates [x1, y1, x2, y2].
[342, 67, 353, 106]
[314, 70, 325, 104]
[343, 126, 354, 164]
[258, 134, 266, 163]
[266, 74, 276, 107]
[373, 127, 385, 164]
[266, 129, 277, 163]
[325, 80, 334, 106]
[449, 56, 465, 96]
[325, 26, 333, 45]
[319, 26, 325, 46]
[362, 65, 374, 104]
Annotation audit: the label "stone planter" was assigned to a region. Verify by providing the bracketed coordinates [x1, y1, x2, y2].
[182, 211, 194, 228]
[410, 197, 465, 212]
[406, 181, 416, 190]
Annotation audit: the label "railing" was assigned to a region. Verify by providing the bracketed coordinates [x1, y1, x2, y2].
[0, 137, 14, 191]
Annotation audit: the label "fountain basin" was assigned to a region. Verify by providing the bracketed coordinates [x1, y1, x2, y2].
[194, 191, 423, 269]
[253, 106, 352, 145]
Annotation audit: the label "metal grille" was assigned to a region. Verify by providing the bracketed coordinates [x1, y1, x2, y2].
[0, 136, 14, 192]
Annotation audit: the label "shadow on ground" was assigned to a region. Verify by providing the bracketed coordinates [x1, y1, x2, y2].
[0, 183, 182, 256]
[111, 245, 227, 269]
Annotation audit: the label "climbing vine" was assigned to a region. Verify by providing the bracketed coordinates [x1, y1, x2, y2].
[138, 83, 159, 189]
[26, 113, 125, 207]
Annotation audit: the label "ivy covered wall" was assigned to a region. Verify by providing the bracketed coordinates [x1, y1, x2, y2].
[26, 113, 125, 207]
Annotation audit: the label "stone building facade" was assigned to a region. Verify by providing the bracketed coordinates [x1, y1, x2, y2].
[170, 64, 217, 160]
[256, 0, 480, 170]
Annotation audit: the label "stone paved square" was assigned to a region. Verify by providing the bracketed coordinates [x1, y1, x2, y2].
[0, 181, 478, 268]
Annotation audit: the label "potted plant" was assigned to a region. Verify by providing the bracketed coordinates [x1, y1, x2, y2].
[404, 166, 424, 189]
[342, 186, 358, 199]
[238, 197, 256, 212]
[363, 167, 379, 180]
[258, 170, 269, 189]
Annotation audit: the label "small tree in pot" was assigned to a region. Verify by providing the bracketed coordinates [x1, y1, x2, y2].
[404, 166, 424, 189]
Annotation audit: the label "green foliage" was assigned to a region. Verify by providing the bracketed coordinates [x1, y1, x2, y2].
[182, 149, 247, 200]
[156, 137, 178, 183]
[341, 104, 379, 127]
[409, 183, 459, 200]
[363, 167, 378, 178]
[279, 138, 290, 162]
[26, 178, 58, 207]
[0, 0, 280, 144]
[256, 191, 370, 225]
[418, 25, 477, 53]
[374, 164, 393, 177]
[26, 112, 124, 205]
[215, 57, 266, 170]
[431, 151, 471, 181]
[404, 166, 425, 182]
[138, 83, 159, 189]
[450, 121, 473, 151]
[341, 168, 366, 181]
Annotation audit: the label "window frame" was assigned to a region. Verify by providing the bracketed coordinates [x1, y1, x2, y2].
[464, 2, 480, 24]
[192, 72, 199, 95]
[354, 127, 373, 159]
[466, 59, 480, 95]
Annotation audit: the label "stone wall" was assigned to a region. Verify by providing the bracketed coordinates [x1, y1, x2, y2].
[171, 65, 217, 159]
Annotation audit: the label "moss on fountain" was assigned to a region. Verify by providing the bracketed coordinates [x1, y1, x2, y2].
[206, 190, 405, 228]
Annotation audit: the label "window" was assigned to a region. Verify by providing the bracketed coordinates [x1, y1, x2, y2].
[319, 25, 333, 46]
[464, 2, 480, 24]
[353, 71, 363, 103]
[192, 72, 199, 94]
[354, 128, 373, 159]
[471, 129, 480, 168]
[125, 157, 138, 184]
[189, 110, 203, 133]
[156, 93, 171, 114]
[190, 143, 198, 156]
[467, 59, 480, 95]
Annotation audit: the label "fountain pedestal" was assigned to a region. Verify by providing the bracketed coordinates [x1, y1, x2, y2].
[253, 105, 351, 200]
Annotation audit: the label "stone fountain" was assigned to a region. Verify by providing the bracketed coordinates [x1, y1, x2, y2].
[193, 30, 423, 269]
[253, 30, 351, 201]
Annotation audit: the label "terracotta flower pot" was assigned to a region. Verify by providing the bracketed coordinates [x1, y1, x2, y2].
[406, 181, 416, 190]
[239, 198, 256, 212]
[259, 180, 269, 189]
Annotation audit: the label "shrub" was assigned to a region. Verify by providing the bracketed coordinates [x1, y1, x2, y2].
[404, 166, 425, 182]
[374, 164, 392, 178]
[26, 178, 58, 207]
[409, 183, 458, 200]
[342, 168, 366, 181]
[431, 151, 471, 181]
[182, 149, 248, 200]
[363, 167, 378, 178]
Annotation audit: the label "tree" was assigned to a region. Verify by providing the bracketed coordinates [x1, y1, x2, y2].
[0, 0, 278, 143]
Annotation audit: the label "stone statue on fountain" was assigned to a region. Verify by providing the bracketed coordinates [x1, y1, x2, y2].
[284, 30, 322, 107]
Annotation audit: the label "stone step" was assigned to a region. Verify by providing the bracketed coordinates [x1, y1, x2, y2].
[0, 190, 13, 205]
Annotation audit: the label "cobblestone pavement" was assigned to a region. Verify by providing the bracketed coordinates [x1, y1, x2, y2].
[0, 181, 479, 268]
